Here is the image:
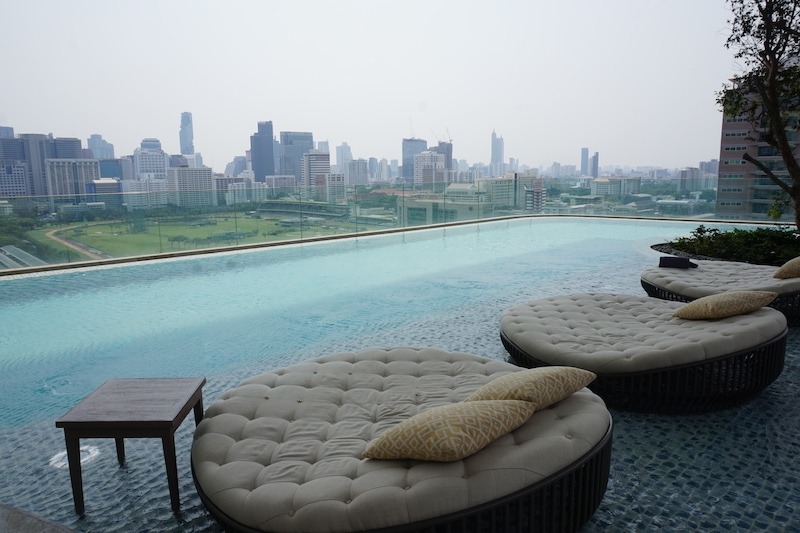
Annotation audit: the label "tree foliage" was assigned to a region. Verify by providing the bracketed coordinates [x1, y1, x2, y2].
[718, 0, 800, 228]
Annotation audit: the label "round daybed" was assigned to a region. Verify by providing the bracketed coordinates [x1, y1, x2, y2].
[191, 347, 612, 533]
[500, 293, 788, 413]
[641, 259, 800, 326]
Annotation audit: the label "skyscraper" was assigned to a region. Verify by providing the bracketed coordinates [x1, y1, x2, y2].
[580, 147, 589, 176]
[250, 121, 275, 182]
[0, 126, 13, 138]
[180, 112, 194, 155]
[590, 152, 600, 179]
[132, 138, 170, 179]
[279, 132, 314, 180]
[490, 131, 504, 177]
[401, 138, 427, 182]
[88, 134, 115, 159]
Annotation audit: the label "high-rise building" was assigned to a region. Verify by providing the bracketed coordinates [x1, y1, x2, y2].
[401, 138, 427, 182]
[250, 121, 275, 182]
[413, 150, 446, 189]
[336, 142, 353, 179]
[44, 159, 101, 211]
[180, 112, 194, 155]
[590, 152, 600, 179]
[167, 166, 216, 207]
[433, 141, 453, 172]
[0, 126, 14, 138]
[348, 159, 369, 186]
[87, 134, 114, 159]
[132, 138, 170, 179]
[301, 150, 331, 201]
[225, 156, 248, 177]
[580, 147, 589, 176]
[1, 134, 82, 197]
[490, 131, 504, 177]
[279, 132, 314, 179]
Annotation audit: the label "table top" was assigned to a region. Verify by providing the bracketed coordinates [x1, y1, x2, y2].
[56, 377, 206, 428]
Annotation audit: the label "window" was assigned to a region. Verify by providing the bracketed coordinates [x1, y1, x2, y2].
[719, 173, 744, 179]
[723, 159, 745, 165]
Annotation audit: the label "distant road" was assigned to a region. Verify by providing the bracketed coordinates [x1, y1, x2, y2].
[44, 226, 109, 260]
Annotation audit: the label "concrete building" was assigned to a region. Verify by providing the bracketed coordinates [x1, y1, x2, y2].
[167, 166, 216, 208]
[0, 161, 29, 197]
[301, 150, 331, 201]
[87, 178, 123, 210]
[132, 138, 170, 179]
[348, 159, 369, 186]
[490, 130, 504, 177]
[580, 147, 589, 176]
[44, 159, 101, 211]
[413, 150, 446, 190]
[120, 178, 169, 210]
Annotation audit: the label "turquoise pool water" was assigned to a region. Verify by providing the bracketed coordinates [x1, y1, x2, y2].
[1, 216, 797, 532]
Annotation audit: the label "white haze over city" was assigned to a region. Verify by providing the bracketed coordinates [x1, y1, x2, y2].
[0, 0, 739, 171]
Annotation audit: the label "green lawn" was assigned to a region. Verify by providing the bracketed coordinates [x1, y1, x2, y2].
[49, 216, 367, 258]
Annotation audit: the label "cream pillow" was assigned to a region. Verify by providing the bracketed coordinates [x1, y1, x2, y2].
[362, 400, 535, 462]
[464, 366, 596, 411]
[673, 290, 778, 320]
[773, 257, 800, 279]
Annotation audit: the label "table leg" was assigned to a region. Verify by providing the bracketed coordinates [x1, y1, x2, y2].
[115, 438, 125, 464]
[193, 396, 204, 425]
[63, 431, 85, 516]
[161, 434, 180, 514]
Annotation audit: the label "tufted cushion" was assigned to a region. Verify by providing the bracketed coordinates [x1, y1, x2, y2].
[641, 259, 800, 299]
[774, 256, 800, 279]
[362, 400, 535, 461]
[464, 367, 596, 410]
[673, 291, 778, 320]
[192, 347, 611, 532]
[499, 293, 787, 373]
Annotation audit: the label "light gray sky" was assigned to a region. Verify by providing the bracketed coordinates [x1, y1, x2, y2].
[0, 0, 739, 171]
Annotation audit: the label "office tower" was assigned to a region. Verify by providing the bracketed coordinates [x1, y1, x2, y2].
[580, 147, 589, 176]
[250, 121, 275, 182]
[45, 159, 101, 210]
[279, 132, 314, 179]
[490, 131, 504, 177]
[301, 150, 331, 200]
[590, 152, 599, 178]
[2, 134, 83, 197]
[413, 150, 446, 188]
[167, 166, 216, 207]
[368, 157, 378, 180]
[317, 140, 329, 153]
[0, 161, 28, 196]
[99, 159, 124, 179]
[390, 159, 399, 179]
[87, 134, 114, 159]
[401, 138, 427, 181]
[0, 126, 13, 138]
[132, 138, 170, 179]
[348, 159, 369, 186]
[336, 142, 353, 179]
[180, 112, 194, 155]
[225, 155, 248, 177]
[433, 141, 453, 172]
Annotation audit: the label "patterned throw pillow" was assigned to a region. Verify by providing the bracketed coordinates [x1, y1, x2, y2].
[773, 257, 800, 279]
[362, 400, 535, 462]
[464, 366, 596, 411]
[673, 290, 778, 320]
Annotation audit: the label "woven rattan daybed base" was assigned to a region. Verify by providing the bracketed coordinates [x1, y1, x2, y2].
[191, 347, 613, 533]
[500, 293, 788, 413]
[640, 259, 800, 326]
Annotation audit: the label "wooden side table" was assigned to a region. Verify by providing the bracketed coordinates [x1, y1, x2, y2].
[55, 377, 206, 515]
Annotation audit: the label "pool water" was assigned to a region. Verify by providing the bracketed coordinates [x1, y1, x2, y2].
[1, 216, 797, 532]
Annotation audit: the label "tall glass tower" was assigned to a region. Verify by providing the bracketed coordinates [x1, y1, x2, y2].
[250, 121, 275, 182]
[180, 112, 194, 155]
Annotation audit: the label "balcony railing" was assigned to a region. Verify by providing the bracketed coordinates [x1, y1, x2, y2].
[0, 182, 764, 273]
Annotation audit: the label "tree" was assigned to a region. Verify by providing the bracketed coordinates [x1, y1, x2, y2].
[718, 0, 800, 228]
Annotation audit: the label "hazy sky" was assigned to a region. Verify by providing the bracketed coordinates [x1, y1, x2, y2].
[1, 1, 740, 171]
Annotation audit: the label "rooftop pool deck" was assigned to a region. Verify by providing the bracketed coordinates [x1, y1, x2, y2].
[0, 216, 797, 532]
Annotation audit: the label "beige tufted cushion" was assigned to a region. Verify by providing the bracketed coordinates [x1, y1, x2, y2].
[464, 367, 596, 410]
[500, 293, 787, 374]
[641, 259, 800, 299]
[192, 347, 611, 532]
[774, 256, 800, 279]
[362, 400, 535, 461]
[673, 291, 778, 320]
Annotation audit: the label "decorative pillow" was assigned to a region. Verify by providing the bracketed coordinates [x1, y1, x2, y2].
[362, 400, 535, 462]
[673, 290, 778, 320]
[464, 366, 596, 411]
[773, 256, 800, 279]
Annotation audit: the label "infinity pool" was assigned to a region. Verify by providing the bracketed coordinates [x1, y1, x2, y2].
[1, 216, 797, 532]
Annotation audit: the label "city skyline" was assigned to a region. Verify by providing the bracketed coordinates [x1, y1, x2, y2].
[1, 1, 737, 171]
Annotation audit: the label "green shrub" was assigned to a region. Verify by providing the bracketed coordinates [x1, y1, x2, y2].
[667, 225, 800, 265]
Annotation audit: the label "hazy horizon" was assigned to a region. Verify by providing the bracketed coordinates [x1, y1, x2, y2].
[1, 0, 738, 171]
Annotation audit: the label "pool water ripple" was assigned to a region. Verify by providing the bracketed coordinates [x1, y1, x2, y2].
[1, 217, 798, 531]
